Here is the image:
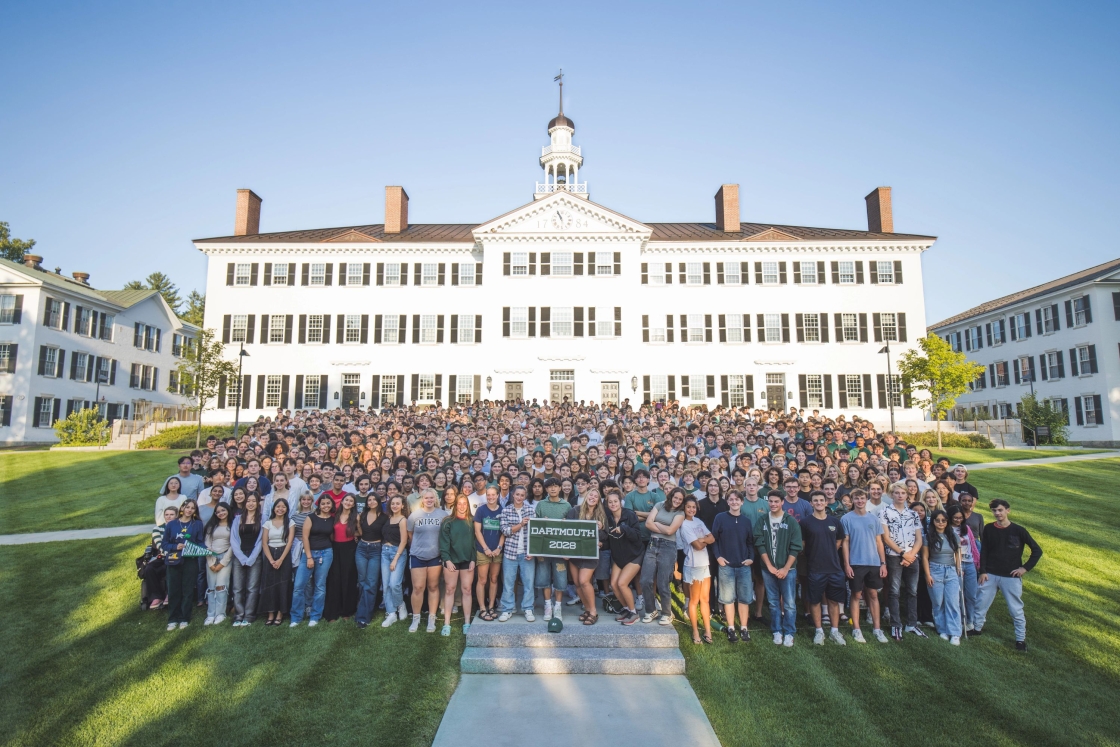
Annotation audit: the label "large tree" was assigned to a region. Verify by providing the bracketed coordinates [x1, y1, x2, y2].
[181, 290, 205, 327]
[897, 333, 986, 448]
[0, 221, 36, 263]
[169, 328, 238, 448]
[125, 271, 182, 313]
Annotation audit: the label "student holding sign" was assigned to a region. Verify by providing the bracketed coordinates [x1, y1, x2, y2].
[567, 488, 607, 624]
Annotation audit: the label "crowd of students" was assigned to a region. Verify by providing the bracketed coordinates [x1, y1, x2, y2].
[143, 399, 1042, 650]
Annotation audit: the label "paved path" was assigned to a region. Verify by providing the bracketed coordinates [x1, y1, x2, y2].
[0, 524, 150, 545]
[967, 451, 1120, 470]
[431, 674, 721, 747]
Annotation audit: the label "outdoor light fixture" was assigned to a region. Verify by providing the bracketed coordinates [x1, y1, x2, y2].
[485, 376, 492, 392]
[631, 376, 638, 392]
[878, 343, 895, 432]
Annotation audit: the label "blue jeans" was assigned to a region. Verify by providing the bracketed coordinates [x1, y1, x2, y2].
[960, 561, 979, 628]
[291, 548, 333, 623]
[355, 541, 383, 624]
[928, 563, 962, 637]
[381, 544, 408, 614]
[500, 554, 536, 613]
[761, 566, 797, 636]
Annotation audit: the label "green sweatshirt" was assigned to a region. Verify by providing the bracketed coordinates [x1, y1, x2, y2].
[753, 512, 803, 569]
[439, 517, 475, 564]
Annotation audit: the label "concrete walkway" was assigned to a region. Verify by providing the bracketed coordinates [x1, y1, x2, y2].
[0, 524, 150, 545]
[431, 674, 721, 747]
[967, 450, 1120, 470]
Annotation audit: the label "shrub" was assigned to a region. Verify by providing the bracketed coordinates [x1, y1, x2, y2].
[54, 408, 111, 446]
[137, 424, 235, 450]
[899, 431, 995, 449]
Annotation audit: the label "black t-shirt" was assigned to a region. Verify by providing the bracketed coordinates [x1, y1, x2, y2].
[307, 514, 334, 551]
[797, 490, 814, 503]
[360, 511, 388, 542]
[801, 514, 846, 574]
[696, 497, 728, 531]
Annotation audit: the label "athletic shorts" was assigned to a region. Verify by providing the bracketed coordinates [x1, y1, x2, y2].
[849, 565, 885, 593]
[447, 560, 472, 571]
[569, 557, 598, 572]
[475, 552, 500, 566]
[409, 556, 442, 570]
[807, 571, 847, 604]
[535, 557, 568, 590]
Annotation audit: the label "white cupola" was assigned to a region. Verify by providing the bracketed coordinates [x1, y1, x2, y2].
[535, 73, 587, 200]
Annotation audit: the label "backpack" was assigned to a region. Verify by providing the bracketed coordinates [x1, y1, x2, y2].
[601, 594, 625, 615]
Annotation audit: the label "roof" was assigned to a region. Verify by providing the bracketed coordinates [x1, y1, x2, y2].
[548, 113, 575, 132]
[645, 222, 934, 243]
[0, 258, 112, 302]
[194, 224, 478, 244]
[100, 289, 160, 308]
[929, 256, 1120, 330]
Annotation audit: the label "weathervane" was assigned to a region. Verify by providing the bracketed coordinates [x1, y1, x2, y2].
[554, 69, 564, 114]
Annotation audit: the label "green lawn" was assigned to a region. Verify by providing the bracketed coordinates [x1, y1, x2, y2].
[684, 458, 1120, 747]
[932, 447, 1111, 464]
[0, 451, 187, 534]
[0, 536, 463, 747]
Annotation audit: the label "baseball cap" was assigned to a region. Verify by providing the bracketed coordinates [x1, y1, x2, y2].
[548, 617, 564, 634]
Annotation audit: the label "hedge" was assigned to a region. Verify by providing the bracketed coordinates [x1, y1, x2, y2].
[137, 424, 235, 450]
[900, 431, 995, 449]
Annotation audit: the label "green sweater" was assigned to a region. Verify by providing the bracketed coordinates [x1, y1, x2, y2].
[753, 513, 803, 569]
[439, 517, 475, 564]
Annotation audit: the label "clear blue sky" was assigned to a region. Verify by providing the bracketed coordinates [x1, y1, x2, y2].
[3, 0, 1117, 325]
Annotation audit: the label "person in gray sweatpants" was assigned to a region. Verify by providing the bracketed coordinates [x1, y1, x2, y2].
[973, 499, 1042, 651]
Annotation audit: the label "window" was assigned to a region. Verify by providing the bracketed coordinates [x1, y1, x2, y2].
[837, 261, 855, 285]
[309, 263, 326, 286]
[1082, 395, 1099, 425]
[303, 376, 321, 408]
[347, 263, 364, 286]
[965, 326, 981, 351]
[383, 314, 399, 344]
[762, 262, 779, 285]
[97, 357, 111, 384]
[421, 263, 438, 286]
[265, 375, 283, 407]
[456, 374, 474, 404]
[0, 295, 17, 324]
[272, 263, 289, 285]
[726, 313, 743, 343]
[379, 376, 396, 406]
[418, 374, 436, 401]
[845, 374, 864, 408]
[343, 373, 360, 387]
[991, 320, 1005, 345]
[648, 263, 666, 285]
[420, 314, 437, 344]
[650, 322, 667, 343]
[880, 312, 898, 342]
[172, 333, 183, 356]
[596, 307, 613, 337]
[764, 313, 782, 343]
[552, 252, 573, 276]
[458, 314, 476, 344]
[1041, 305, 1057, 334]
[306, 315, 324, 344]
[1013, 314, 1030, 339]
[689, 375, 706, 401]
[688, 314, 705, 343]
[73, 352, 89, 381]
[1046, 351, 1063, 379]
[686, 262, 703, 285]
[43, 347, 58, 377]
[1017, 357, 1033, 382]
[458, 262, 476, 286]
[141, 365, 153, 390]
[1045, 398, 1070, 425]
[227, 376, 242, 408]
[235, 263, 252, 286]
[0, 343, 12, 372]
[1073, 296, 1090, 326]
[728, 374, 747, 407]
[231, 315, 248, 343]
[511, 307, 528, 338]
[886, 375, 902, 407]
[77, 308, 93, 337]
[45, 299, 62, 329]
[725, 263, 742, 285]
[262, 318, 282, 344]
[650, 375, 668, 403]
[511, 253, 529, 276]
[345, 315, 362, 343]
[876, 262, 895, 284]
[800, 261, 817, 284]
[803, 313, 820, 342]
[994, 361, 1009, 387]
[595, 252, 614, 275]
[384, 263, 401, 286]
[552, 307, 572, 337]
[842, 313, 859, 342]
[806, 375, 824, 408]
[37, 397, 54, 427]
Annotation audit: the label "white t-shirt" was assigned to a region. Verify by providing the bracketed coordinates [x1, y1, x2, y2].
[866, 499, 885, 518]
[678, 517, 711, 568]
[466, 492, 487, 515]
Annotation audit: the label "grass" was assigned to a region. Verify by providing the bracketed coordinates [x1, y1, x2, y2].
[0, 451, 186, 534]
[0, 536, 463, 747]
[684, 458, 1120, 747]
[932, 447, 1110, 464]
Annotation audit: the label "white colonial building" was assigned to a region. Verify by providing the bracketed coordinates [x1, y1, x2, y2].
[0, 256, 198, 444]
[929, 258, 1120, 446]
[194, 103, 934, 422]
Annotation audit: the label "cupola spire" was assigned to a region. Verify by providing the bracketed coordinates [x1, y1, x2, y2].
[536, 70, 587, 200]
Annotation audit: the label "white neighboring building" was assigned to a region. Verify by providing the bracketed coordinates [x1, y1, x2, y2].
[929, 258, 1120, 447]
[193, 104, 935, 423]
[0, 256, 197, 445]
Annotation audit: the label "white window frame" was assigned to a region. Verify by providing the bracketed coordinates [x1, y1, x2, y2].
[762, 261, 779, 285]
[1041, 305, 1057, 334]
[97, 356, 111, 384]
[1076, 346, 1092, 375]
[344, 315, 362, 344]
[37, 397, 54, 427]
[800, 261, 817, 284]
[991, 320, 1005, 345]
[650, 374, 669, 403]
[231, 315, 248, 343]
[307, 315, 324, 344]
[420, 314, 437, 344]
[234, 263, 252, 286]
[272, 262, 289, 286]
[43, 346, 59, 377]
[511, 307, 528, 338]
[458, 314, 476, 345]
[0, 342, 13, 372]
[0, 295, 17, 325]
[421, 263, 438, 287]
[1014, 313, 1030, 339]
[724, 262, 742, 285]
[383, 263, 401, 287]
[728, 374, 746, 407]
[686, 262, 703, 286]
[347, 263, 364, 286]
[458, 262, 476, 286]
[141, 365, 153, 391]
[842, 313, 859, 342]
[511, 253, 529, 276]
[886, 375, 902, 407]
[269, 319, 286, 344]
[845, 374, 864, 408]
[227, 377, 243, 408]
[803, 313, 820, 343]
[806, 374, 824, 408]
[1081, 395, 1098, 425]
[726, 313, 743, 343]
[595, 307, 613, 337]
[552, 252, 573, 277]
[687, 313, 705, 343]
[45, 299, 62, 329]
[1073, 296, 1090, 326]
[379, 376, 396, 406]
[78, 308, 94, 337]
[265, 375, 283, 408]
[456, 374, 474, 404]
[995, 361, 1009, 387]
[837, 261, 856, 285]
[880, 312, 898, 342]
[689, 374, 706, 401]
[309, 263, 326, 286]
[73, 352, 89, 381]
[552, 307, 573, 338]
[418, 374, 436, 402]
[1016, 356, 1033, 383]
[383, 314, 399, 345]
[650, 323, 667, 343]
[1046, 351, 1062, 379]
[764, 313, 781, 343]
[595, 252, 614, 276]
[876, 262, 894, 284]
[303, 376, 320, 408]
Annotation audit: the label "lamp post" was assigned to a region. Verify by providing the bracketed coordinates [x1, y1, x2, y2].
[94, 369, 107, 448]
[878, 343, 896, 433]
[233, 343, 250, 440]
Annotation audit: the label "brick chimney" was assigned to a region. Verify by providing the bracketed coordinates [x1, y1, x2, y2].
[72, 272, 91, 285]
[23, 254, 43, 270]
[234, 189, 263, 236]
[385, 186, 409, 234]
[715, 184, 740, 232]
[865, 187, 893, 233]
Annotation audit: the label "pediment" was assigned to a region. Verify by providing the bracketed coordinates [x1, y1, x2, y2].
[324, 229, 380, 243]
[474, 193, 651, 238]
[743, 227, 801, 242]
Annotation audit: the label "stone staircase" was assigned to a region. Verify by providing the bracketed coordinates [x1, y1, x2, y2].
[461, 600, 685, 675]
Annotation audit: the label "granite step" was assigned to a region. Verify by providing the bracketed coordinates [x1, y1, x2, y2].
[460, 646, 686, 675]
[466, 615, 680, 649]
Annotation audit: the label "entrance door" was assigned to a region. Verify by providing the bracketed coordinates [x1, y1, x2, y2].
[505, 381, 523, 401]
[342, 385, 360, 407]
[764, 373, 785, 412]
[550, 370, 575, 404]
[601, 381, 619, 406]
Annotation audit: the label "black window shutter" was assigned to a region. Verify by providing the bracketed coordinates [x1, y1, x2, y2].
[336, 314, 344, 344]
[370, 315, 380, 344]
[742, 262, 751, 284]
[793, 263, 801, 284]
[680, 376, 690, 397]
[666, 314, 674, 343]
[377, 263, 384, 286]
[438, 263, 446, 285]
[284, 315, 294, 344]
[411, 374, 419, 403]
[338, 263, 347, 286]
[450, 315, 459, 344]
[301, 263, 310, 286]
[259, 315, 270, 344]
[262, 263, 272, 286]
[503, 307, 510, 337]
[574, 252, 584, 275]
[817, 261, 826, 284]
[718, 314, 727, 343]
[855, 262, 864, 284]
[69, 351, 78, 379]
[255, 375, 265, 409]
[754, 262, 763, 285]
[742, 313, 751, 343]
[363, 263, 371, 286]
[369, 375, 380, 408]
[223, 315, 231, 344]
[894, 261, 903, 283]
[414, 264, 421, 286]
[226, 263, 235, 286]
[1065, 300, 1073, 327]
[831, 261, 840, 284]
[837, 374, 848, 409]
[717, 262, 725, 285]
[819, 313, 829, 343]
[680, 263, 687, 284]
[412, 314, 420, 344]
[1024, 315, 1032, 338]
[451, 264, 459, 285]
[298, 315, 306, 344]
[614, 252, 621, 275]
[756, 314, 765, 342]
[781, 314, 790, 343]
[721, 375, 729, 407]
[280, 375, 290, 409]
[1114, 292, 1120, 321]
[587, 254, 595, 276]
[437, 315, 444, 343]
[703, 262, 711, 285]
[294, 375, 304, 409]
[476, 264, 483, 285]
[705, 314, 713, 342]
[400, 263, 408, 285]
[746, 375, 755, 408]
[5, 344, 16, 374]
[869, 261, 878, 285]
[873, 313, 883, 343]
[706, 375, 715, 398]
[1039, 355, 1048, 381]
[1075, 396, 1084, 425]
[877, 374, 887, 408]
[361, 315, 369, 344]
[395, 375, 405, 406]
[681, 314, 688, 342]
[475, 322, 481, 344]
[319, 375, 329, 409]
[795, 314, 804, 342]
[587, 307, 595, 337]
[1085, 296, 1093, 323]
[528, 308, 536, 337]
[541, 253, 550, 276]
[898, 313, 907, 342]
[668, 375, 676, 401]
[12, 295, 22, 324]
[217, 377, 227, 409]
[641, 263, 648, 285]
[51, 398, 60, 425]
[397, 315, 406, 343]
[1035, 309, 1043, 335]
[1069, 348, 1078, 376]
[245, 315, 255, 344]
[643, 375, 651, 404]
[1050, 303, 1060, 331]
[823, 375, 833, 409]
[1014, 363, 1020, 385]
[1093, 394, 1104, 424]
[249, 263, 259, 285]
[435, 374, 443, 402]
[779, 262, 787, 284]
[643, 314, 650, 343]
[1088, 345, 1098, 373]
[859, 313, 868, 342]
[503, 252, 511, 276]
[540, 307, 551, 337]
[322, 314, 331, 344]
[240, 374, 251, 410]
[447, 375, 456, 403]
[574, 307, 584, 337]
[799, 375, 808, 407]
[834, 313, 843, 342]
[985, 323, 992, 347]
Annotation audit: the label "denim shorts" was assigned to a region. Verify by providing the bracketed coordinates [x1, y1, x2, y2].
[684, 564, 711, 584]
[535, 558, 568, 589]
[717, 564, 756, 605]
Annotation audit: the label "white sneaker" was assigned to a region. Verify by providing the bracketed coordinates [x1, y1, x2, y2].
[524, 609, 535, 622]
[398, 603, 407, 618]
[498, 611, 513, 622]
[204, 617, 215, 626]
[940, 633, 950, 641]
[783, 634, 794, 647]
[852, 629, 866, 643]
[659, 615, 673, 626]
[950, 636, 961, 646]
[427, 615, 437, 633]
[829, 629, 846, 646]
[408, 614, 421, 633]
[641, 611, 660, 623]
[543, 600, 553, 621]
[179, 621, 189, 629]
[773, 633, 783, 645]
[873, 629, 889, 643]
[381, 612, 398, 628]
[813, 629, 825, 646]
[214, 615, 226, 626]
[565, 595, 581, 606]
[167, 623, 178, 631]
[308, 620, 318, 627]
[553, 605, 562, 622]
[289, 621, 298, 628]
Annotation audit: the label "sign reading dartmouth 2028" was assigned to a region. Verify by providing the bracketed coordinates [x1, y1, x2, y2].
[528, 519, 600, 560]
